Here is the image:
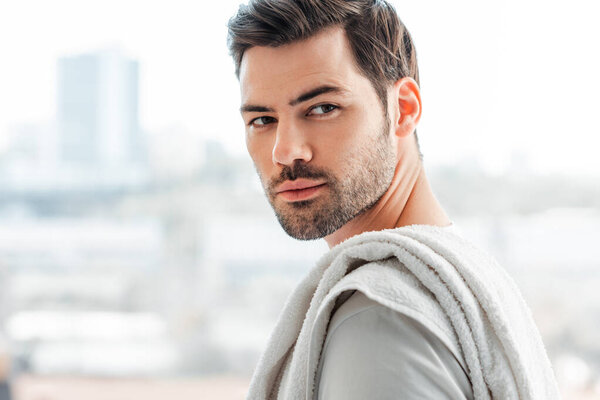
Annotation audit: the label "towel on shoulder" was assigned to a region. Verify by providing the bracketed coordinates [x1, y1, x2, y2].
[246, 224, 561, 400]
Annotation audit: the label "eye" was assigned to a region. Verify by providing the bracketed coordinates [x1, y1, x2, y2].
[308, 104, 338, 116]
[249, 116, 276, 127]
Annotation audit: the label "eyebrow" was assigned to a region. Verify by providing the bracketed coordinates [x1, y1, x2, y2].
[288, 85, 346, 106]
[240, 85, 347, 113]
[240, 104, 274, 113]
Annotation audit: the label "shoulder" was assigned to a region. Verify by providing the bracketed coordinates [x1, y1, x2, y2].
[315, 290, 473, 400]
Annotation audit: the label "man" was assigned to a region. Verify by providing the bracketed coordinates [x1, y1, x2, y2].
[227, 1, 560, 399]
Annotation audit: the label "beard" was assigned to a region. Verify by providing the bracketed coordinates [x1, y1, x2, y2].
[259, 118, 396, 240]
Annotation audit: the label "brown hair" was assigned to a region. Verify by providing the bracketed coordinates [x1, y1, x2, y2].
[227, 0, 422, 156]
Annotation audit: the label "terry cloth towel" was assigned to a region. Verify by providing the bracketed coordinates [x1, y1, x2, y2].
[245, 224, 561, 400]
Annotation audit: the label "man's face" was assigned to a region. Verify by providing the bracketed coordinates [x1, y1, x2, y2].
[239, 27, 397, 240]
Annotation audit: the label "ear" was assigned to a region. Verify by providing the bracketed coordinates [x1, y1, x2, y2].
[390, 77, 422, 138]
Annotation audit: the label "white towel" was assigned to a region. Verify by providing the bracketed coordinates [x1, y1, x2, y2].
[246, 224, 561, 399]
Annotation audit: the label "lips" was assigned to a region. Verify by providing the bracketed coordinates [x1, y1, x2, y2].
[275, 179, 327, 202]
[276, 179, 326, 193]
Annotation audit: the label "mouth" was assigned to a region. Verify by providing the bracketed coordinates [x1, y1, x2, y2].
[275, 179, 327, 202]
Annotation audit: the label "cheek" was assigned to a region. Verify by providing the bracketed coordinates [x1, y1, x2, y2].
[316, 114, 368, 158]
[246, 134, 275, 177]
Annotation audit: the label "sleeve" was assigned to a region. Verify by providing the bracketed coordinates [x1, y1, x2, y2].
[315, 304, 474, 400]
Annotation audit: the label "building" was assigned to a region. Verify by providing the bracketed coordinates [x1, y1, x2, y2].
[57, 49, 143, 169]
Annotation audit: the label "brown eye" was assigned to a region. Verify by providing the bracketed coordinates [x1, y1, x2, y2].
[309, 104, 337, 115]
[251, 116, 276, 126]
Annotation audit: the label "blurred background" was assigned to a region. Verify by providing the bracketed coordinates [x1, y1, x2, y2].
[0, 0, 599, 399]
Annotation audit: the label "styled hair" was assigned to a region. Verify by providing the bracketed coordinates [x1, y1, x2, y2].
[227, 0, 422, 156]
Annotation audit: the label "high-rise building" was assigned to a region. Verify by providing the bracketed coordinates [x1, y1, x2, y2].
[57, 49, 142, 168]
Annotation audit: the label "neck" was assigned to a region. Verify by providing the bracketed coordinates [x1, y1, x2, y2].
[324, 148, 451, 248]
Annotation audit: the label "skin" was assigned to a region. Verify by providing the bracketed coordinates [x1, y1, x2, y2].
[239, 27, 451, 248]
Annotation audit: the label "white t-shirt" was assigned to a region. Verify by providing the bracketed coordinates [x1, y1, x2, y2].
[314, 225, 474, 400]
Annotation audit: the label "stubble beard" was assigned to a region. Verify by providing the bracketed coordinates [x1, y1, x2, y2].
[259, 118, 397, 241]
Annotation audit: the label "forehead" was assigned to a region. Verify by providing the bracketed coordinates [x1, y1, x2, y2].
[239, 27, 370, 104]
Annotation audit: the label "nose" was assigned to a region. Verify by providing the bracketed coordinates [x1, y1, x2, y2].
[272, 118, 312, 167]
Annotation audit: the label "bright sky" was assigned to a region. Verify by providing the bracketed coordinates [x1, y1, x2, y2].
[0, 0, 598, 176]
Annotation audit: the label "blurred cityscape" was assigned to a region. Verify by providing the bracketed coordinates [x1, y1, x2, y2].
[0, 49, 599, 399]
